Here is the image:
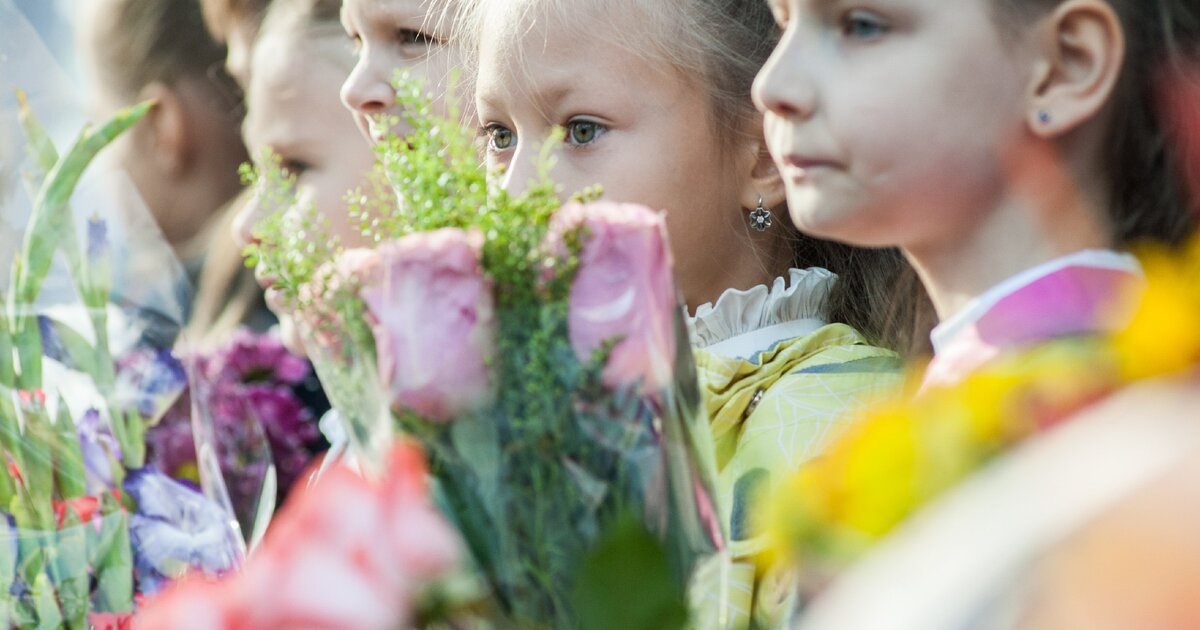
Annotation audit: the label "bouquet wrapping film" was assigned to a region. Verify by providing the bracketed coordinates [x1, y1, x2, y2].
[0, 7, 242, 626]
[246, 75, 731, 627]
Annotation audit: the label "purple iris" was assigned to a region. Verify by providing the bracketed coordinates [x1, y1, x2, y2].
[114, 348, 187, 424]
[124, 467, 242, 595]
[86, 216, 108, 262]
[77, 408, 123, 493]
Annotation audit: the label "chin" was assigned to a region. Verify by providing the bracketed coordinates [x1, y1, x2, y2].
[788, 199, 891, 248]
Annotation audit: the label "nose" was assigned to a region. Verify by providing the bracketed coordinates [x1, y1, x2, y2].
[340, 53, 394, 119]
[752, 38, 817, 121]
[500, 145, 539, 198]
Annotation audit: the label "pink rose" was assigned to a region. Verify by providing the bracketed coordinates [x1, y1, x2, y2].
[135, 443, 461, 630]
[546, 202, 678, 395]
[359, 229, 496, 422]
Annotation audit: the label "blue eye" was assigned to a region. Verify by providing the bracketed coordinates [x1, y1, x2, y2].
[842, 11, 887, 40]
[485, 124, 516, 151]
[565, 120, 606, 147]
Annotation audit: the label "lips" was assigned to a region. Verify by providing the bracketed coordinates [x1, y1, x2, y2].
[783, 154, 839, 170]
[778, 153, 840, 181]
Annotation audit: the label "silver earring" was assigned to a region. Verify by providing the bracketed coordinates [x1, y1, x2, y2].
[1038, 110, 1051, 124]
[749, 195, 773, 232]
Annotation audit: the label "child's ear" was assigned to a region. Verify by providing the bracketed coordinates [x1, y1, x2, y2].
[1026, 0, 1124, 137]
[135, 82, 191, 178]
[740, 132, 787, 211]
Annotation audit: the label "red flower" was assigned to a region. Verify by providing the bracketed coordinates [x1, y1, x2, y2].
[54, 496, 102, 528]
[135, 442, 461, 630]
[7, 459, 22, 483]
[17, 389, 46, 408]
[88, 612, 133, 630]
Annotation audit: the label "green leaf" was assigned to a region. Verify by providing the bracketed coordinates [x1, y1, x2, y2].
[12, 99, 152, 308]
[18, 405, 56, 530]
[29, 569, 63, 629]
[0, 309, 14, 388]
[38, 316, 99, 381]
[0, 517, 15, 629]
[571, 515, 689, 630]
[50, 511, 89, 630]
[51, 397, 87, 500]
[15, 89, 60, 174]
[8, 99, 150, 392]
[0, 394, 18, 506]
[90, 497, 133, 614]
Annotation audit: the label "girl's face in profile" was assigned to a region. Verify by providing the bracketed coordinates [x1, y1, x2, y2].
[475, 3, 763, 308]
[339, 0, 461, 145]
[754, 0, 1035, 252]
[235, 27, 376, 353]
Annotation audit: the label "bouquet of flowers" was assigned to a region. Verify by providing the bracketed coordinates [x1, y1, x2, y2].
[245, 75, 724, 627]
[146, 328, 327, 547]
[134, 440, 466, 630]
[0, 88, 242, 628]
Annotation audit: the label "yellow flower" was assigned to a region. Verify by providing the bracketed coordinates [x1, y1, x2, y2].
[1112, 248, 1200, 380]
[838, 408, 920, 537]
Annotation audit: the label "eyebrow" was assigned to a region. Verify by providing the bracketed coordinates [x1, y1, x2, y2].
[479, 71, 577, 121]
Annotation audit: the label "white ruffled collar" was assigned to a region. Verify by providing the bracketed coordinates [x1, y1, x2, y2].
[687, 267, 835, 359]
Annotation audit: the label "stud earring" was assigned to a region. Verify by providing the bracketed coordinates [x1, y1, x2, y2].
[749, 195, 773, 232]
[1038, 110, 1051, 124]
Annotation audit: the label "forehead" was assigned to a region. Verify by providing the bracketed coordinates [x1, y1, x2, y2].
[243, 34, 343, 148]
[343, 0, 433, 26]
[477, 0, 671, 84]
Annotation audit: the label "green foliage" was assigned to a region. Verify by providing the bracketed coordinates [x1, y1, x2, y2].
[241, 70, 581, 312]
[239, 152, 340, 309]
[571, 515, 689, 630]
[2, 95, 152, 626]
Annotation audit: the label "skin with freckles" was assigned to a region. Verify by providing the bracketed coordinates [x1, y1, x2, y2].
[233, 19, 376, 354]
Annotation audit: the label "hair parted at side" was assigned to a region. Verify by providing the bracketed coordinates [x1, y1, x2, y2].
[460, 0, 935, 355]
[995, 0, 1200, 247]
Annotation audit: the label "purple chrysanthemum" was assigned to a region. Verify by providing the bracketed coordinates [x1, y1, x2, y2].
[144, 330, 325, 531]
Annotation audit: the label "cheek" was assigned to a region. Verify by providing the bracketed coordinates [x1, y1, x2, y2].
[411, 52, 460, 115]
[575, 152, 667, 211]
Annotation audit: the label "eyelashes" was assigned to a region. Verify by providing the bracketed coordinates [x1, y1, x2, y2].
[480, 120, 609, 155]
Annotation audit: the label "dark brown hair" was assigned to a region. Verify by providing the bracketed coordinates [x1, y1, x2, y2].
[995, 0, 1200, 248]
[89, 0, 234, 101]
[698, 0, 935, 355]
[461, 0, 936, 354]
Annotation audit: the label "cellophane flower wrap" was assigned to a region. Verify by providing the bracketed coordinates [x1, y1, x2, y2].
[0, 14, 242, 627]
[134, 441, 465, 630]
[245, 74, 724, 627]
[146, 329, 327, 550]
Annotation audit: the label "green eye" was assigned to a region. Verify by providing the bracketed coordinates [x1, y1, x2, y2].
[489, 125, 516, 151]
[567, 121, 605, 146]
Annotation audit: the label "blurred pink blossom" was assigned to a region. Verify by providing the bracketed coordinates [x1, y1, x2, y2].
[358, 229, 496, 422]
[134, 442, 461, 630]
[547, 202, 678, 395]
